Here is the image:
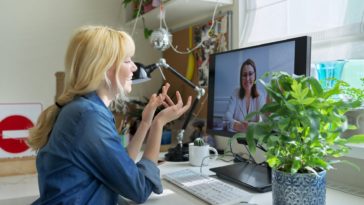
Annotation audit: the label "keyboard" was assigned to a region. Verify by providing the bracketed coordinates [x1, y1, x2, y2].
[163, 169, 253, 205]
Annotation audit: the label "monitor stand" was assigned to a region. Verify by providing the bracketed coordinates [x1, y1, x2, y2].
[164, 143, 189, 162]
[210, 160, 272, 193]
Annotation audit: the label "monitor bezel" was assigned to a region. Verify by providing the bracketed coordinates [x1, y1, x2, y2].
[206, 36, 311, 137]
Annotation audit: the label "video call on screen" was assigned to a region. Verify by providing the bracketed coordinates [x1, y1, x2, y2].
[211, 41, 295, 133]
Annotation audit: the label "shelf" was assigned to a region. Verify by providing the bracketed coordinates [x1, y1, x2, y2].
[125, 0, 233, 31]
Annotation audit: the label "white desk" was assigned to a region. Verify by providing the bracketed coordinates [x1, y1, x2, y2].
[128, 154, 364, 205]
[1, 154, 364, 205]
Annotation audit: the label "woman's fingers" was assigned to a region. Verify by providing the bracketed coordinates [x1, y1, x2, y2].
[162, 101, 169, 108]
[162, 83, 170, 96]
[164, 93, 174, 107]
[155, 83, 170, 105]
[174, 91, 182, 107]
[180, 96, 192, 113]
[159, 84, 168, 99]
[150, 93, 157, 99]
[174, 91, 192, 114]
[148, 94, 157, 105]
[154, 91, 192, 125]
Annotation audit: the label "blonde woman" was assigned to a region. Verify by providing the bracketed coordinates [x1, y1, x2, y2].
[28, 26, 191, 204]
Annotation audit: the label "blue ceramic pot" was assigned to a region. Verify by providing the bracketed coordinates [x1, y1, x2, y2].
[272, 169, 326, 205]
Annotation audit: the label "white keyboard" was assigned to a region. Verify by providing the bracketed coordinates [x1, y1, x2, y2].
[163, 169, 253, 205]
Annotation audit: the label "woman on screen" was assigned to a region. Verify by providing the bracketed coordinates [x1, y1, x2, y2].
[224, 58, 266, 132]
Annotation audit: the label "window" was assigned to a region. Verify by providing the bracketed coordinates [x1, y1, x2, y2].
[238, 0, 364, 159]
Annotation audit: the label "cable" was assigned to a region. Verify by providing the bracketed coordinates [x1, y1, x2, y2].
[131, 0, 223, 55]
[228, 133, 264, 164]
[217, 153, 235, 162]
[129, 0, 224, 56]
[243, 144, 257, 164]
[200, 155, 211, 174]
[130, 0, 144, 37]
[228, 135, 243, 162]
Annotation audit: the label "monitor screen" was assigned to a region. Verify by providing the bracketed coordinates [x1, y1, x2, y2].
[207, 36, 311, 137]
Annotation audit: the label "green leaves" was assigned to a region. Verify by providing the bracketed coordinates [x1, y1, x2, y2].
[246, 126, 256, 154]
[267, 156, 280, 168]
[306, 76, 324, 96]
[338, 78, 364, 103]
[291, 80, 309, 100]
[289, 79, 316, 105]
[347, 135, 364, 143]
[236, 71, 364, 174]
[291, 157, 302, 173]
[144, 27, 153, 39]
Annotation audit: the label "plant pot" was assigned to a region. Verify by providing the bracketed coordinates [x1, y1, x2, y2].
[143, 2, 154, 13]
[272, 169, 326, 205]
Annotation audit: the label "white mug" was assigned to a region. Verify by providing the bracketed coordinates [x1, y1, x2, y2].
[188, 143, 218, 166]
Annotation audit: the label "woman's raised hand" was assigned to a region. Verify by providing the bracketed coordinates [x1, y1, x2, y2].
[141, 83, 170, 125]
[154, 90, 192, 126]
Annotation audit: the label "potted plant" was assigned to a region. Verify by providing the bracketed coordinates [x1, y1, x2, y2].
[193, 137, 205, 146]
[122, 0, 155, 38]
[188, 137, 218, 166]
[237, 72, 364, 205]
[340, 78, 364, 138]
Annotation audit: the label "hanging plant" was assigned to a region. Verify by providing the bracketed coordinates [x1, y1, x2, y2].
[142, 16, 153, 39]
[122, 0, 155, 39]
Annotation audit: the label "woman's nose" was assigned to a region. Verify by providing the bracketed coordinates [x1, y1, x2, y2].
[131, 61, 137, 72]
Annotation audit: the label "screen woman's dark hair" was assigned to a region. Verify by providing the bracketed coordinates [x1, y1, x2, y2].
[239, 58, 259, 99]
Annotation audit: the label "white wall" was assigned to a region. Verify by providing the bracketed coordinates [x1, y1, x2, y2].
[0, 0, 162, 108]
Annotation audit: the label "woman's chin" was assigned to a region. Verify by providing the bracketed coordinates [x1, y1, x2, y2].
[125, 87, 132, 93]
[123, 83, 132, 93]
[243, 86, 253, 91]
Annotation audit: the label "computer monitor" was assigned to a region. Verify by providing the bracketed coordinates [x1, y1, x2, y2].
[207, 36, 311, 137]
[207, 36, 311, 192]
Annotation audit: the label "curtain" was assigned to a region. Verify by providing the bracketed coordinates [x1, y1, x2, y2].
[239, 0, 364, 62]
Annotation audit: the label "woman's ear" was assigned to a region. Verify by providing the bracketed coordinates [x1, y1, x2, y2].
[107, 64, 116, 80]
[104, 64, 118, 91]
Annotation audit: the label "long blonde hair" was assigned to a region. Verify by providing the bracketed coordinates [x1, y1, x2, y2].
[28, 25, 135, 150]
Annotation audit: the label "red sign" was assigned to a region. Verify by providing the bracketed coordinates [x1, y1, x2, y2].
[0, 115, 34, 153]
[0, 103, 42, 158]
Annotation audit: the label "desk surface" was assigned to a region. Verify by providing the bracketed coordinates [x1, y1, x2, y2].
[1, 154, 364, 205]
[130, 157, 364, 205]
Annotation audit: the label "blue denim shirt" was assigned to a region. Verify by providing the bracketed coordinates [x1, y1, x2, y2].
[33, 92, 163, 205]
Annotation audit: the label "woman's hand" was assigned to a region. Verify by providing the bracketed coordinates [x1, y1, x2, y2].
[142, 90, 191, 162]
[141, 83, 170, 126]
[154, 91, 192, 126]
[233, 120, 249, 132]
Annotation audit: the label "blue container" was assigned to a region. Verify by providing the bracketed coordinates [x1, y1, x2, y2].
[272, 169, 326, 205]
[161, 129, 172, 145]
[316, 60, 346, 89]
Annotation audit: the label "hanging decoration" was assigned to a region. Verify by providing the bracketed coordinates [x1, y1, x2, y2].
[193, 11, 232, 87]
